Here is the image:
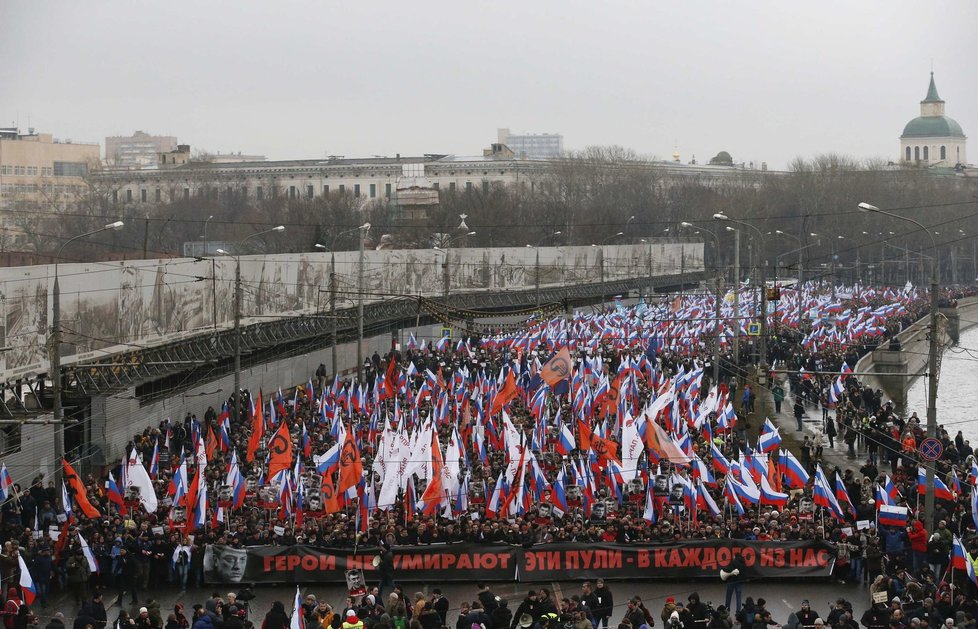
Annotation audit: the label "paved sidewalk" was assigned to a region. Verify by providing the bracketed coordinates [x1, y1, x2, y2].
[762, 380, 861, 474]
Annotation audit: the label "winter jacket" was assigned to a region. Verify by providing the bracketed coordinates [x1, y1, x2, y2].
[908, 522, 928, 553]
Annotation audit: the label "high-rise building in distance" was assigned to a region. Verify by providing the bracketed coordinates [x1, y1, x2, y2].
[497, 128, 564, 159]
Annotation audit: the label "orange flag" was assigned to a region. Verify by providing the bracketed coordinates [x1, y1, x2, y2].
[62, 459, 101, 518]
[590, 434, 621, 465]
[489, 369, 518, 416]
[337, 427, 363, 495]
[246, 390, 265, 463]
[419, 433, 445, 516]
[205, 426, 218, 461]
[266, 421, 293, 481]
[577, 419, 593, 453]
[185, 467, 200, 515]
[540, 347, 573, 387]
[322, 476, 343, 513]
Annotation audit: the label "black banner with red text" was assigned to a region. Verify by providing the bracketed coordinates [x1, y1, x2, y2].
[203, 540, 835, 584]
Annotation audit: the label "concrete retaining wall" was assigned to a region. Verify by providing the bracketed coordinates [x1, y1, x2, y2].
[856, 296, 978, 413]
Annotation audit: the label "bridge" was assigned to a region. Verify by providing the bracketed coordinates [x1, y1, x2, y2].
[0, 241, 702, 480]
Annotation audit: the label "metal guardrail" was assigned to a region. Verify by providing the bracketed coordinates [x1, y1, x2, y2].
[6, 271, 701, 415]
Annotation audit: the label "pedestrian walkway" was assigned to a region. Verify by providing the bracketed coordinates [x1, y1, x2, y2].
[764, 381, 856, 474]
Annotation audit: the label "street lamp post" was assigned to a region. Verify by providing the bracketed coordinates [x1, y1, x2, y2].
[357, 223, 370, 383]
[51, 220, 125, 473]
[435, 231, 476, 299]
[859, 201, 941, 529]
[216, 225, 285, 423]
[774, 230, 818, 332]
[681, 222, 722, 387]
[725, 226, 741, 365]
[202, 214, 214, 256]
[716, 213, 769, 413]
[527, 231, 561, 307]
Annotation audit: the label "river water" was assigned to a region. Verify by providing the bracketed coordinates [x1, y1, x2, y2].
[906, 323, 978, 445]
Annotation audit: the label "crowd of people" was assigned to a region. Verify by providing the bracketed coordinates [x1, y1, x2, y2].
[1, 284, 978, 629]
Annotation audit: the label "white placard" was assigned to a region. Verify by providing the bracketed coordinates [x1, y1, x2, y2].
[856, 520, 871, 530]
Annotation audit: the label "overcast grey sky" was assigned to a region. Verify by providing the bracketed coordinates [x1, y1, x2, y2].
[2, 1, 976, 169]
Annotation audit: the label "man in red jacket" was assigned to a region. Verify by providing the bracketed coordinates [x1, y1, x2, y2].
[908, 519, 929, 574]
[2, 588, 22, 629]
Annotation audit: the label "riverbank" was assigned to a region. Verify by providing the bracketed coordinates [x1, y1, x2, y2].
[855, 295, 978, 413]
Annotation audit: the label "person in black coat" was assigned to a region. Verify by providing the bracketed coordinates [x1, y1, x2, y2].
[592, 581, 614, 629]
[860, 605, 890, 629]
[511, 594, 538, 629]
[477, 585, 499, 619]
[686, 593, 709, 629]
[491, 600, 512, 629]
[80, 593, 108, 629]
[432, 591, 450, 628]
[263, 602, 289, 629]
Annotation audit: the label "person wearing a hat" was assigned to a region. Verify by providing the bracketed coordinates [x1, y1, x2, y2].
[134, 607, 152, 629]
[661, 599, 678, 625]
[511, 592, 539, 629]
[342, 609, 364, 629]
[223, 608, 245, 629]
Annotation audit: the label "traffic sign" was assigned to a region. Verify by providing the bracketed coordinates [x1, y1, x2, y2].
[919, 437, 943, 462]
[440, 327, 452, 339]
[747, 322, 761, 336]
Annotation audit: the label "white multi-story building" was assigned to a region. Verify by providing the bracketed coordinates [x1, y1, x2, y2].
[497, 128, 564, 158]
[105, 130, 178, 168]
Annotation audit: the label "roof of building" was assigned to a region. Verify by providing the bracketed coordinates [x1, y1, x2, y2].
[923, 72, 943, 103]
[901, 115, 965, 138]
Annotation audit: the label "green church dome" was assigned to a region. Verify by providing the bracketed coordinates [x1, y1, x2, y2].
[901, 115, 965, 139]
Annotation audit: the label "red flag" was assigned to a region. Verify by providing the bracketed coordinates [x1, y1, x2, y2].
[185, 468, 201, 519]
[265, 421, 293, 482]
[418, 433, 445, 516]
[489, 369, 518, 416]
[62, 459, 100, 519]
[246, 391, 265, 463]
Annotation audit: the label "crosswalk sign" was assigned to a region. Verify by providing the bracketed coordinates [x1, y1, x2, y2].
[441, 327, 452, 339]
[747, 322, 761, 336]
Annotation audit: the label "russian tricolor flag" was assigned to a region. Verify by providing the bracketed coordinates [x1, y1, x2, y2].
[952, 536, 978, 587]
[315, 441, 341, 476]
[78, 532, 99, 574]
[290, 585, 305, 629]
[874, 484, 894, 508]
[760, 474, 788, 507]
[917, 467, 955, 500]
[878, 504, 909, 528]
[757, 419, 782, 453]
[556, 423, 576, 456]
[552, 469, 569, 516]
[17, 553, 35, 605]
[0, 463, 13, 501]
[711, 443, 731, 476]
[779, 449, 809, 489]
[642, 481, 657, 524]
